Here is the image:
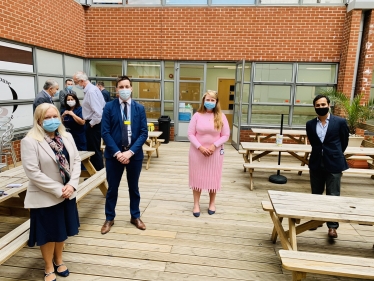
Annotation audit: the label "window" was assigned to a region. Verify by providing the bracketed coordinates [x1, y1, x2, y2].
[90, 60, 122, 77]
[297, 64, 336, 83]
[165, 0, 207, 4]
[212, 0, 254, 4]
[126, 0, 161, 4]
[36, 49, 63, 75]
[0, 42, 33, 73]
[247, 62, 337, 126]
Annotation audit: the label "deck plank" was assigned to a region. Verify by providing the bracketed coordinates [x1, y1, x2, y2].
[0, 141, 373, 281]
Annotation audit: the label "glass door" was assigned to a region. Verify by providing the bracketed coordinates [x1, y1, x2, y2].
[174, 62, 206, 141]
[231, 60, 245, 150]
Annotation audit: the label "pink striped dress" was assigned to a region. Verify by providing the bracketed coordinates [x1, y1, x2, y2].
[188, 112, 230, 192]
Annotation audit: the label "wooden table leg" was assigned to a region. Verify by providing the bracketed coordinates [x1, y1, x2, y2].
[81, 158, 108, 196]
[271, 216, 283, 243]
[288, 218, 297, 251]
[269, 212, 292, 250]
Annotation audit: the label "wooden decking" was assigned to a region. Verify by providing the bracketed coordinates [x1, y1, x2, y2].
[0, 142, 373, 281]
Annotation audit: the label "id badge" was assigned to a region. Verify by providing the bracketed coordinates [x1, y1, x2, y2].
[220, 148, 224, 155]
[127, 130, 132, 137]
[124, 120, 131, 125]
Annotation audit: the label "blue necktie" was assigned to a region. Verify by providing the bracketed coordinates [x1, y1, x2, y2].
[122, 102, 129, 148]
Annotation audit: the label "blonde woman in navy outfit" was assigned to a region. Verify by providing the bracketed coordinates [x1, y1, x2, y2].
[21, 103, 81, 281]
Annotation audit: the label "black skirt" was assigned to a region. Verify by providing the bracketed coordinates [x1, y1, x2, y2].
[28, 198, 80, 247]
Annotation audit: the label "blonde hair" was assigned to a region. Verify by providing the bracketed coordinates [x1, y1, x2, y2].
[197, 90, 223, 131]
[27, 103, 67, 141]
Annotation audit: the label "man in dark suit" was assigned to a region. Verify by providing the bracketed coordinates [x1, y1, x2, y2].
[59, 79, 76, 113]
[33, 79, 59, 112]
[100, 75, 148, 234]
[306, 94, 349, 239]
[97, 81, 111, 103]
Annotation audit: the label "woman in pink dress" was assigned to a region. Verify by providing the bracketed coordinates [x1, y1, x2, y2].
[188, 90, 230, 217]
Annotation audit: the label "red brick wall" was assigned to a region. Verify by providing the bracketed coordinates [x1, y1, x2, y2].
[355, 10, 374, 103]
[85, 6, 346, 61]
[337, 10, 362, 95]
[0, 0, 86, 57]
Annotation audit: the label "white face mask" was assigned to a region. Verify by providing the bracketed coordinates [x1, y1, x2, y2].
[119, 89, 131, 101]
[67, 100, 76, 107]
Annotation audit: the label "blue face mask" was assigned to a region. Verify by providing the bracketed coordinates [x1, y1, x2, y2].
[119, 89, 131, 101]
[54, 90, 60, 97]
[42, 118, 61, 132]
[67, 85, 74, 91]
[204, 101, 216, 110]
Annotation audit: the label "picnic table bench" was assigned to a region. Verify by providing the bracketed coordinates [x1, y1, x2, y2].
[280, 250, 374, 281]
[244, 162, 374, 190]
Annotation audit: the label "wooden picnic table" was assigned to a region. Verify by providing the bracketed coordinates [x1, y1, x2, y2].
[147, 131, 163, 154]
[251, 128, 308, 145]
[267, 190, 374, 251]
[0, 151, 107, 205]
[143, 131, 164, 170]
[240, 142, 374, 165]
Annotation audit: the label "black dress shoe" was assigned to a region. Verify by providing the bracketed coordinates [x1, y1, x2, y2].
[193, 212, 200, 217]
[208, 209, 215, 215]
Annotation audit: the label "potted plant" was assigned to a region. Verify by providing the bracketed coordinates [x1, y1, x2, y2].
[321, 89, 374, 147]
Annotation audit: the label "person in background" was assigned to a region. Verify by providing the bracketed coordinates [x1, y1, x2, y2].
[306, 94, 349, 239]
[33, 80, 59, 112]
[100, 75, 148, 234]
[73, 71, 106, 171]
[188, 90, 230, 217]
[59, 79, 76, 114]
[21, 103, 81, 281]
[61, 93, 86, 151]
[97, 81, 111, 103]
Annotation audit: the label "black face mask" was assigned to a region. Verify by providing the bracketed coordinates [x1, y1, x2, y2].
[315, 107, 329, 116]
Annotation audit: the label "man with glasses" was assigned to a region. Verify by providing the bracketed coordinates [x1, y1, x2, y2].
[73, 71, 106, 171]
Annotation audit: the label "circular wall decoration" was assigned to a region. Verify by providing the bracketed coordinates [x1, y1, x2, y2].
[169, 74, 174, 79]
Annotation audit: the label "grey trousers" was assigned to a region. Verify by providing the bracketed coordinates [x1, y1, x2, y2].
[309, 160, 341, 229]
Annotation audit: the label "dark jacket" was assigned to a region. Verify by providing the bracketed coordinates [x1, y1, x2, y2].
[101, 98, 148, 161]
[306, 114, 349, 173]
[101, 89, 111, 103]
[33, 91, 53, 112]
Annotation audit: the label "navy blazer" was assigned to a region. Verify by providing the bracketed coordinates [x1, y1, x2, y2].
[306, 114, 349, 173]
[101, 98, 148, 161]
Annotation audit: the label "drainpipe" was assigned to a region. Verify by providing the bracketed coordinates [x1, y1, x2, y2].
[351, 11, 365, 102]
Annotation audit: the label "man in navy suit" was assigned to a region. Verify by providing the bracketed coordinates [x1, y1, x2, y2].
[306, 94, 349, 239]
[100, 76, 148, 234]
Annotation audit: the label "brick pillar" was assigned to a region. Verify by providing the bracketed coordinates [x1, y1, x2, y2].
[355, 10, 374, 103]
[337, 10, 362, 97]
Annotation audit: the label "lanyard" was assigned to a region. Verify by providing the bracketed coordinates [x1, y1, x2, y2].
[121, 103, 130, 121]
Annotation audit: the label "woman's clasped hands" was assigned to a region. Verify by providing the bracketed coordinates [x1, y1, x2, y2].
[198, 144, 216, 157]
[62, 184, 75, 199]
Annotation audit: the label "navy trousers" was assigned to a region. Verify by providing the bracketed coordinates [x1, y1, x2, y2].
[105, 157, 142, 221]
